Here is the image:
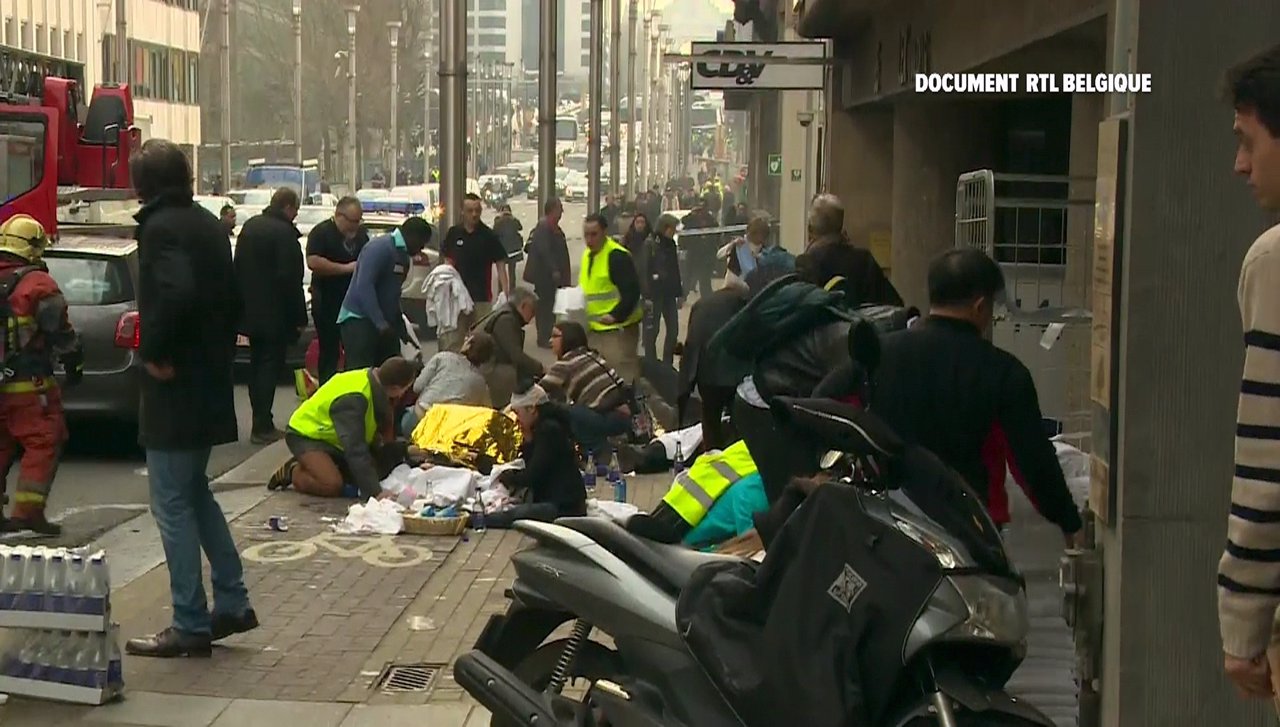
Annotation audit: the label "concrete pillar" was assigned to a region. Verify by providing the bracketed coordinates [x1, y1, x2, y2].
[778, 89, 810, 251]
[889, 99, 999, 308]
[1064, 93, 1104, 308]
[826, 106, 893, 269]
[1096, 1, 1280, 725]
[750, 90, 782, 217]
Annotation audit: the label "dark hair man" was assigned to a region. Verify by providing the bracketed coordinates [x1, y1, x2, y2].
[580, 212, 642, 383]
[641, 213, 683, 365]
[680, 197, 720, 301]
[1217, 43, 1280, 704]
[234, 187, 307, 443]
[306, 196, 368, 382]
[524, 197, 571, 346]
[219, 204, 237, 235]
[440, 192, 510, 350]
[125, 138, 256, 658]
[338, 217, 432, 368]
[271, 357, 417, 498]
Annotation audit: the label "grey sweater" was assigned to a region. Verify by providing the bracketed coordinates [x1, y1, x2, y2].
[413, 351, 491, 414]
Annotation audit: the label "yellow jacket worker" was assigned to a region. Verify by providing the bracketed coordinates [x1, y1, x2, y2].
[579, 212, 643, 383]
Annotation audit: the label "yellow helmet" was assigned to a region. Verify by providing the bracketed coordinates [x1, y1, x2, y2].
[0, 215, 49, 263]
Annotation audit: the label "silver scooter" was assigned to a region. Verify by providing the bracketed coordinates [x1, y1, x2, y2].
[454, 397, 1057, 727]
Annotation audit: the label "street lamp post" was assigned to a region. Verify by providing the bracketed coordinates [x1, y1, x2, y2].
[95, 0, 112, 82]
[608, 0, 621, 198]
[346, 4, 359, 190]
[293, 0, 303, 166]
[537, 0, 557, 211]
[626, 0, 636, 199]
[638, 8, 650, 195]
[423, 46, 432, 182]
[647, 16, 659, 191]
[586, 0, 603, 211]
[387, 20, 402, 187]
[219, 0, 231, 187]
[440, 0, 467, 227]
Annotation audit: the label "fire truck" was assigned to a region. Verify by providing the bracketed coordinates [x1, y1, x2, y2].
[0, 43, 141, 237]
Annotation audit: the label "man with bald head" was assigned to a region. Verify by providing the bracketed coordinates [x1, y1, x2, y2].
[798, 193, 902, 307]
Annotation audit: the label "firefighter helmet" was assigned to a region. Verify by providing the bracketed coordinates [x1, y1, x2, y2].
[0, 215, 50, 263]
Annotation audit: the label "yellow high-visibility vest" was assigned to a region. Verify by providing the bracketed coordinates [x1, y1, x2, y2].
[579, 236, 644, 332]
[287, 368, 377, 451]
[662, 440, 757, 527]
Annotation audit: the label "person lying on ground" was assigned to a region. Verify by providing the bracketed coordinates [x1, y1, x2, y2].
[539, 320, 633, 456]
[485, 384, 588, 528]
[268, 357, 417, 498]
[400, 331, 495, 435]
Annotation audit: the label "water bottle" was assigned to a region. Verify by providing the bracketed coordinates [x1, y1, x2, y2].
[13, 631, 39, 679]
[105, 626, 123, 695]
[86, 554, 110, 615]
[614, 469, 628, 503]
[471, 485, 486, 532]
[66, 554, 87, 615]
[21, 549, 46, 612]
[32, 631, 56, 682]
[67, 632, 92, 688]
[50, 631, 77, 685]
[0, 631, 25, 678]
[0, 549, 21, 610]
[582, 452, 597, 495]
[46, 552, 67, 613]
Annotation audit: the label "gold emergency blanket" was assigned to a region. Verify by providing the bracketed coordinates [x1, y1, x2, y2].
[410, 404, 522, 469]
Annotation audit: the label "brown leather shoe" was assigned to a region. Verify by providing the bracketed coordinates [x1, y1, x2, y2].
[125, 628, 212, 658]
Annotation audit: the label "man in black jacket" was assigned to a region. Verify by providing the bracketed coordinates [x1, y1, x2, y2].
[641, 213, 683, 365]
[798, 194, 902, 307]
[234, 188, 307, 444]
[524, 198, 571, 347]
[125, 139, 256, 659]
[306, 198, 368, 383]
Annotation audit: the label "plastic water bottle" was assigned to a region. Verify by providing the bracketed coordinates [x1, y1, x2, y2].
[68, 632, 92, 687]
[32, 631, 56, 682]
[0, 632, 26, 678]
[46, 552, 67, 613]
[51, 631, 77, 685]
[105, 627, 123, 695]
[471, 485, 487, 532]
[66, 554, 87, 615]
[12, 631, 39, 679]
[22, 549, 45, 612]
[583, 452, 597, 495]
[0, 549, 21, 610]
[86, 554, 110, 615]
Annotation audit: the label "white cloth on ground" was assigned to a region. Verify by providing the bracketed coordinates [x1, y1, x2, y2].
[655, 423, 703, 461]
[423, 263, 474, 333]
[333, 497, 406, 535]
[588, 498, 640, 524]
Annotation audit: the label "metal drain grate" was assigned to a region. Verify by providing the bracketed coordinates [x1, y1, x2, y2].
[376, 663, 444, 694]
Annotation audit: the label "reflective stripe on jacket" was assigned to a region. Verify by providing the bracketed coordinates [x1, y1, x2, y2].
[579, 237, 643, 332]
[662, 440, 757, 527]
[287, 368, 376, 450]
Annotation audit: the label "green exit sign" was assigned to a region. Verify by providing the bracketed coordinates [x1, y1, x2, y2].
[767, 154, 782, 176]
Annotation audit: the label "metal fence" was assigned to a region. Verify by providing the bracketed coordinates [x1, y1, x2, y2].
[956, 169, 1094, 446]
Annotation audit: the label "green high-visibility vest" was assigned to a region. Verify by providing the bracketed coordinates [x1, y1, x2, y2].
[662, 440, 757, 527]
[287, 368, 377, 451]
[579, 237, 643, 332]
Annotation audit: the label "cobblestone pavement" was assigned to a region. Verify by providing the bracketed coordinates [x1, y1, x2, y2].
[113, 493, 463, 703]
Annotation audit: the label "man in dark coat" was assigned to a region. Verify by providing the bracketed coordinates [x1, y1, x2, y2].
[234, 187, 307, 444]
[125, 139, 256, 659]
[523, 197, 571, 347]
[799, 194, 903, 307]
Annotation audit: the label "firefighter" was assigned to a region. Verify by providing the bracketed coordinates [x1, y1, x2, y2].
[0, 215, 83, 536]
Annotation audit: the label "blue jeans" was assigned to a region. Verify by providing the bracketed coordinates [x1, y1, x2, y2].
[568, 404, 631, 456]
[146, 448, 251, 636]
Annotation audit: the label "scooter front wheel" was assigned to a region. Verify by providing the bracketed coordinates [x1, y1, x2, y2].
[490, 638, 623, 727]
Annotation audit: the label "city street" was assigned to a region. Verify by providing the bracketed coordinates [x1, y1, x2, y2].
[44, 198, 588, 549]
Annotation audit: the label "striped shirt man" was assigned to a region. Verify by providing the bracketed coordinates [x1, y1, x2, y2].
[1220, 223, 1280, 660]
[540, 347, 628, 412]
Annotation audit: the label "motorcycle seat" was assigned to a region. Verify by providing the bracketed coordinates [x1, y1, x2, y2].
[557, 517, 733, 596]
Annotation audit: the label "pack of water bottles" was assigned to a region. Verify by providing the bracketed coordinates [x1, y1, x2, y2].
[0, 546, 111, 632]
[0, 626, 124, 702]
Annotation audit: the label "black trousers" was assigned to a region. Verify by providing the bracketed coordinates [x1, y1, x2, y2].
[340, 318, 400, 370]
[699, 384, 738, 452]
[643, 297, 680, 365]
[732, 393, 819, 504]
[248, 336, 288, 435]
[313, 301, 342, 384]
[534, 289, 556, 346]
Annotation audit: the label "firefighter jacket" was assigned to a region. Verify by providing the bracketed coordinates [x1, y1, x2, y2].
[662, 440, 757, 528]
[0, 258, 79, 394]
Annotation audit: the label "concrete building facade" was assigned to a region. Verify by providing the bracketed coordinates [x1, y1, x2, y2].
[2, 0, 202, 150]
[797, 0, 1280, 725]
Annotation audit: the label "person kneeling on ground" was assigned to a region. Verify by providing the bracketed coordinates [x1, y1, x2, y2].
[626, 439, 758, 545]
[485, 384, 588, 528]
[400, 331, 495, 435]
[268, 357, 417, 499]
[539, 321, 632, 456]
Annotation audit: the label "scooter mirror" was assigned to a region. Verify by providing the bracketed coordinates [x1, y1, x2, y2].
[820, 450, 842, 469]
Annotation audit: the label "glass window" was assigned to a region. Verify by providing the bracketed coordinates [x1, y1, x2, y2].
[43, 257, 133, 306]
[479, 0, 505, 9]
[35, 24, 45, 53]
[0, 116, 45, 204]
[479, 33, 505, 47]
[478, 16, 504, 28]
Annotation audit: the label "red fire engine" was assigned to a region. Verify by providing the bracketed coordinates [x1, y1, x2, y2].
[1, 43, 141, 236]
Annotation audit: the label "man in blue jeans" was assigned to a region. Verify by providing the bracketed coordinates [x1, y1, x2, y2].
[124, 139, 256, 658]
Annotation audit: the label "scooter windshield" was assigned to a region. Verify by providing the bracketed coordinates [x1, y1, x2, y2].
[889, 445, 1015, 579]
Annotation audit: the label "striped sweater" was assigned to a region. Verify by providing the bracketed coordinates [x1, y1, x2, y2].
[1220, 222, 1280, 659]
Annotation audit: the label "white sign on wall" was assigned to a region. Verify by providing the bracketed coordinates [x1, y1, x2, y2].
[689, 42, 827, 91]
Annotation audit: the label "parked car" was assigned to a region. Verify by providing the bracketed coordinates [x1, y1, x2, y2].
[563, 171, 588, 202]
[293, 205, 333, 237]
[194, 195, 234, 220]
[43, 237, 142, 431]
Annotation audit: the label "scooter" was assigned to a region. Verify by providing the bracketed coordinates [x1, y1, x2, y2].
[454, 396, 1057, 727]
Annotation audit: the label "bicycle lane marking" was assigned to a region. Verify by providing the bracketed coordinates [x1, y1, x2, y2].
[241, 532, 434, 568]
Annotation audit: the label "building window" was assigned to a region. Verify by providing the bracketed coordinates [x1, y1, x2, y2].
[20, 20, 30, 49]
[478, 16, 505, 28]
[479, 33, 505, 47]
[35, 24, 45, 53]
[75, 32, 84, 62]
[581, 54, 590, 67]
[51, 27, 63, 56]
[103, 37, 199, 104]
[3, 18, 14, 46]
[479, 0, 506, 9]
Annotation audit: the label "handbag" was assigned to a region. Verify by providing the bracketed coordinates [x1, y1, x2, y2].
[581, 349, 653, 442]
